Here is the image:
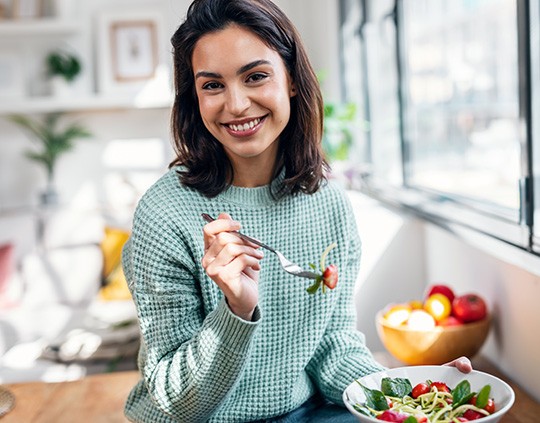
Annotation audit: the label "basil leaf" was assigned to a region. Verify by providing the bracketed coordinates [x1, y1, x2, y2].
[381, 377, 413, 398]
[358, 383, 390, 411]
[404, 417, 418, 423]
[475, 385, 491, 409]
[352, 404, 376, 417]
[306, 278, 322, 294]
[457, 392, 476, 408]
[452, 380, 472, 408]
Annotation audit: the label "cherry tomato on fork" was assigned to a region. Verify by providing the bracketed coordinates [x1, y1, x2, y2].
[322, 264, 338, 289]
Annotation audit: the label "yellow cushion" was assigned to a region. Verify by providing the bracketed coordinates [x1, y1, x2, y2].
[101, 227, 130, 278]
[99, 265, 132, 301]
[98, 227, 132, 301]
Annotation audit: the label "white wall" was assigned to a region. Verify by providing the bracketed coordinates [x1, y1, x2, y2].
[352, 193, 540, 402]
[349, 192, 427, 352]
[424, 223, 540, 402]
[0, 0, 339, 261]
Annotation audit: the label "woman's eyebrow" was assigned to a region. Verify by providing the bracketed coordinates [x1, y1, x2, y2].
[195, 70, 221, 80]
[195, 59, 272, 80]
[237, 59, 272, 75]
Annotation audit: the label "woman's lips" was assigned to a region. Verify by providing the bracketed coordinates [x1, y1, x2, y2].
[223, 116, 266, 137]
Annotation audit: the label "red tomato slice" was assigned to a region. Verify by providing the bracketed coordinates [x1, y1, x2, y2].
[376, 410, 426, 422]
[470, 396, 496, 414]
[462, 409, 484, 420]
[412, 382, 430, 399]
[322, 264, 338, 289]
[430, 381, 451, 393]
[376, 410, 409, 422]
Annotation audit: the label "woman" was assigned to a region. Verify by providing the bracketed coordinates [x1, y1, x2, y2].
[122, 0, 472, 421]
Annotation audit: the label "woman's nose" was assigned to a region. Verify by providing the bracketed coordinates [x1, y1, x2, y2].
[225, 86, 250, 115]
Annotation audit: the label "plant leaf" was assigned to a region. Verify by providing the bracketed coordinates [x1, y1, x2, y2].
[306, 278, 322, 294]
[9, 112, 92, 177]
[358, 383, 389, 411]
[475, 385, 491, 409]
[381, 377, 412, 398]
[452, 380, 473, 409]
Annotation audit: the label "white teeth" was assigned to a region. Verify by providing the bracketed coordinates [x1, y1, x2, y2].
[228, 118, 261, 132]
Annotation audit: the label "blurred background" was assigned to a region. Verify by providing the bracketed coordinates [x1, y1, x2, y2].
[0, 0, 539, 407]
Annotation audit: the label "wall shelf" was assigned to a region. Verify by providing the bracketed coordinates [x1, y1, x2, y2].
[0, 19, 79, 36]
[0, 94, 173, 115]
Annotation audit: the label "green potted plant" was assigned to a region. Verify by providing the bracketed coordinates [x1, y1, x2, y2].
[45, 49, 82, 97]
[8, 113, 92, 205]
[322, 101, 358, 162]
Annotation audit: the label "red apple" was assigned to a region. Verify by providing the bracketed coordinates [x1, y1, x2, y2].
[452, 294, 488, 323]
[439, 316, 463, 327]
[425, 284, 455, 303]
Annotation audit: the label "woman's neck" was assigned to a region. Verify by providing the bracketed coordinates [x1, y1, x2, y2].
[231, 162, 275, 187]
[229, 148, 279, 187]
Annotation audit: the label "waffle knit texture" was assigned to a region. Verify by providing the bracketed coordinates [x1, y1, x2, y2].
[123, 167, 386, 422]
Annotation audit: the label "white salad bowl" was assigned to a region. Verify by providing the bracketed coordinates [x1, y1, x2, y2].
[343, 365, 515, 422]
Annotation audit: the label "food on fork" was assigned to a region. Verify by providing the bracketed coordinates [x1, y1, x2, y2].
[306, 242, 338, 294]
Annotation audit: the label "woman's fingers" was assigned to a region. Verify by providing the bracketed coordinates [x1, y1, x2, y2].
[201, 212, 262, 320]
[201, 213, 263, 279]
[444, 356, 473, 373]
[208, 253, 261, 283]
[202, 214, 241, 250]
[204, 243, 262, 276]
[202, 231, 241, 265]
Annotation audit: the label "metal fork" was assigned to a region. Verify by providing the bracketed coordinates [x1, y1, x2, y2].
[201, 213, 319, 280]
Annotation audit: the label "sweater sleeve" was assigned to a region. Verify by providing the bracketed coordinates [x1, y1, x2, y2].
[123, 198, 260, 422]
[305, 197, 387, 405]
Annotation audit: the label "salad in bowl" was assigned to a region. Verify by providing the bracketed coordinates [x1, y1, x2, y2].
[343, 366, 515, 422]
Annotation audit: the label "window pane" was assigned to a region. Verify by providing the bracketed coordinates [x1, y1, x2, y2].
[365, 0, 402, 185]
[401, 0, 520, 216]
[339, 0, 369, 164]
[530, 0, 540, 251]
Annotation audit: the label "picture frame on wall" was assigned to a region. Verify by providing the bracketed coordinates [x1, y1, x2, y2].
[96, 10, 171, 101]
[110, 20, 158, 82]
[12, 0, 44, 19]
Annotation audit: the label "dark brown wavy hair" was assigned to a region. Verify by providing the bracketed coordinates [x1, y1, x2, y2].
[169, 0, 327, 197]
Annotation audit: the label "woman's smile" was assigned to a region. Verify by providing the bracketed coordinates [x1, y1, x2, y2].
[222, 116, 266, 137]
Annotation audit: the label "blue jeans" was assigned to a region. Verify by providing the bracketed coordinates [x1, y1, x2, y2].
[254, 394, 357, 422]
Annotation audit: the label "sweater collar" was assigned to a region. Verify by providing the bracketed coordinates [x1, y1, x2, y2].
[218, 169, 285, 207]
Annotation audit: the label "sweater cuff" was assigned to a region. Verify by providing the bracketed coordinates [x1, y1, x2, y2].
[205, 298, 260, 353]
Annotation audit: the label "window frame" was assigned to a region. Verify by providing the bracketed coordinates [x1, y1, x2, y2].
[339, 0, 538, 254]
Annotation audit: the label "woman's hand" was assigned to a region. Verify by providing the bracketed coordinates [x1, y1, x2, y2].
[202, 213, 263, 321]
[444, 356, 473, 373]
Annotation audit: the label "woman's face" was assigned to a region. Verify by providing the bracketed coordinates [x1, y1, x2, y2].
[192, 24, 295, 176]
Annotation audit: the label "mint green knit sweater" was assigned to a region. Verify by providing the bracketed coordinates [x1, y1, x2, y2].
[122, 167, 385, 422]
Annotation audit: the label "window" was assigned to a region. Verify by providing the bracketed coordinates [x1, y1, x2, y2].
[340, 0, 537, 252]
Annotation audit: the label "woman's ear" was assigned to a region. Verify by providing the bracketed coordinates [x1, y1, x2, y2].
[290, 83, 297, 97]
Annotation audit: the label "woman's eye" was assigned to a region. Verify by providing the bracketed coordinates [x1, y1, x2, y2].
[247, 73, 268, 83]
[202, 81, 223, 90]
